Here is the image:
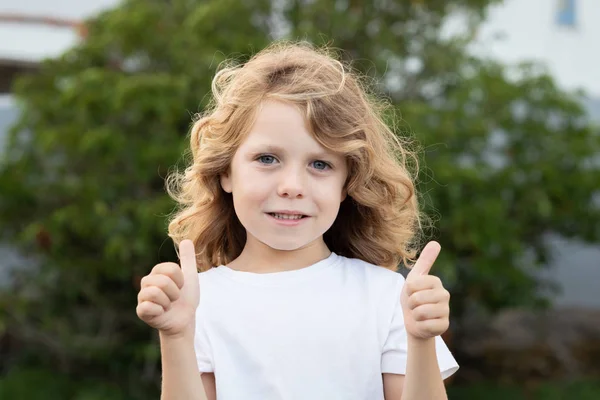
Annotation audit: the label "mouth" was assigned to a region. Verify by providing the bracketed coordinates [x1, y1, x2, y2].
[267, 212, 309, 220]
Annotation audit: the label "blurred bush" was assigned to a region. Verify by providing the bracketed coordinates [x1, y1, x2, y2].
[455, 307, 600, 384]
[0, 367, 128, 400]
[447, 379, 600, 400]
[0, 0, 599, 397]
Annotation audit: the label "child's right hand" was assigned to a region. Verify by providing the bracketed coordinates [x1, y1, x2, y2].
[136, 239, 200, 337]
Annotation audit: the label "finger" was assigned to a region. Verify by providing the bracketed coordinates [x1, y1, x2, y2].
[140, 274, 180, 302]
[179, 239, 199, 286]
[409, 241, 441, 277]
[138, 286, 171, 310]
[412, 303, 450, 322]
[152, 262, 185, 289]
[403, 275, 443, 297]
[420, 318, 449, 336]
[136, 301, 164, 320]
[407, 288, 450, 310]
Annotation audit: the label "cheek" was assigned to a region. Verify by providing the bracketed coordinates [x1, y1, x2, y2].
[232, 168, 272, 201]
[314, 178, 346, 207]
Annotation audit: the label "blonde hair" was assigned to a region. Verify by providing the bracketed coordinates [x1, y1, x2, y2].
[167, 41, 423, 271]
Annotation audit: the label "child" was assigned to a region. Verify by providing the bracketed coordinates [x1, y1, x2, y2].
[136, 41, 459, 400]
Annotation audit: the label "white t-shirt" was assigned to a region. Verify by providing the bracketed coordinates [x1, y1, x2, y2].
[194, 252, 459, 400]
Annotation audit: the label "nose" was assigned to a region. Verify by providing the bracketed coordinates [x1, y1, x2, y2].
[277, 166, 305, 199]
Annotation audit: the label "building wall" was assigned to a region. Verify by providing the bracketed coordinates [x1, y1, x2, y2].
[473, 0, 600, 97]
[0, 0, 121, 62]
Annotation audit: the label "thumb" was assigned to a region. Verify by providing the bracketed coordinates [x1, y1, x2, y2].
[179, 239, 200, 296]
[409, 241, 441, 277]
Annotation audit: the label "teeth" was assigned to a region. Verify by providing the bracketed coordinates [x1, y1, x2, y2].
[271, 213, 303, 220]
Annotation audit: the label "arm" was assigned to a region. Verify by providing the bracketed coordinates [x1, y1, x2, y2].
[383, 337, 447, 400]
[385, 241, 452, 400]
[137, 241, 213, 399]
[201, 373, 217, 400]
[160, 330, 214, 400]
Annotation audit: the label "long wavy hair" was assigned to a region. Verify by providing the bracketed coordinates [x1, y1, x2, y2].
[167, 41, 424, 271]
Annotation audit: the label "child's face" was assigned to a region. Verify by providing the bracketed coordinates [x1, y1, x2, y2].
[221, 100, 348, 252]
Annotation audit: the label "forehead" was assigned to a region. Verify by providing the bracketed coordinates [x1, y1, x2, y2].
[240, 100, 337, 155]
[253, 100, 306, 129]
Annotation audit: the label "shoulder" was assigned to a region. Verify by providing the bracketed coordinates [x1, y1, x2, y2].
[196, 267, 225, 298]
[198, 267, 221, 279]
[195, 268, 228, 320]
[197, 267, 220, 283]
[336, 255, 405, 333]
[336, 254, 405, 294]
[337, 254, 403, 280]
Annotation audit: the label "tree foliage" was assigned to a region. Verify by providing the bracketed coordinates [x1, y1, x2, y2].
[0, 0, 598, 397]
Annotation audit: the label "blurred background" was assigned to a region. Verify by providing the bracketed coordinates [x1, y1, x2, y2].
[0, 0, 599, 398]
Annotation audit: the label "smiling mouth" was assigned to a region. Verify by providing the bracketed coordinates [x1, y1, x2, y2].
[267, 213, 308, 220]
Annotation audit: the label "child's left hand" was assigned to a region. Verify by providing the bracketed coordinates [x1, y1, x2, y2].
[400, 241, 450, 340]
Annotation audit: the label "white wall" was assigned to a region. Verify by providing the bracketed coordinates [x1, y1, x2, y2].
[0, 0, 122, 61]
[473, 0, 600, 97]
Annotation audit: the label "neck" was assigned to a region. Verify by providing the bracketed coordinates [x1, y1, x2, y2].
[227, 236, 331, 273]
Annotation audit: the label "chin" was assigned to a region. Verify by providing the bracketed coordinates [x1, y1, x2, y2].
[252, 232, 315, 252]
[262, 239, 308, 251]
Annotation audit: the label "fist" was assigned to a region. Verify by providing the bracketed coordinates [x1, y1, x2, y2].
[136, 240, 200, 337]
[400, 241, 450, 340]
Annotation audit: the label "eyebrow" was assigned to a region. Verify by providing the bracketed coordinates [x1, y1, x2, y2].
[252, 144, 336, 160]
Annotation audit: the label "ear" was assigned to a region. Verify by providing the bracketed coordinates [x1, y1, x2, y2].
[340, 187, 347, 202]
[220, 171, 232, 193]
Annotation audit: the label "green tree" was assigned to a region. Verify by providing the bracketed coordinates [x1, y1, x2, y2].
[0, 0, 272, 397]
[0, 0, 598, 397]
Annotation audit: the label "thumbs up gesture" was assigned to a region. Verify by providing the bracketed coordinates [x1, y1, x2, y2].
[400, 241, 450, 340]
[136, 240, 200, 337]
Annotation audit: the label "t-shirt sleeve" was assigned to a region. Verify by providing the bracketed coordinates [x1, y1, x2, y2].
[381, 274, 459, 379]
[193, 274, 214, 373]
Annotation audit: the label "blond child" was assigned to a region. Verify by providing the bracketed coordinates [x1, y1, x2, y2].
[137, 41, 458, 400]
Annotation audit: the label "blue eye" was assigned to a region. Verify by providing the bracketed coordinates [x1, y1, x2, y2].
[312, 160, 331, 170]
[258, 155, 277, 164]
